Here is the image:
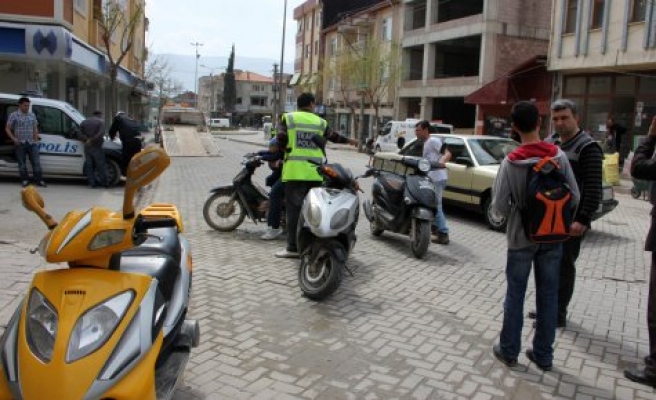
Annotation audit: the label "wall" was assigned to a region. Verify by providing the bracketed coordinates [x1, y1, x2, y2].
[0, 2, 54, 18]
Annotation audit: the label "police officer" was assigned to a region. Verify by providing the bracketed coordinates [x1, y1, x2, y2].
[274, 93, 357, 258]
[108, 111, 142, 173]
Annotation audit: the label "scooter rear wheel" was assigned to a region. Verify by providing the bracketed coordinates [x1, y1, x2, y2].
[370, 217, 384, 237]
[298, 247, 344, 301]
[203, 192, 246, 231]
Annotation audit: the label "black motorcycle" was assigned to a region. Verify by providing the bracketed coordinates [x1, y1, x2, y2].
[362, 156, 438, 259]
[203, 153, 283, 231]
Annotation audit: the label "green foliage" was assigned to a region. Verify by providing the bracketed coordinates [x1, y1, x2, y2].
[223, 45, 237, 112]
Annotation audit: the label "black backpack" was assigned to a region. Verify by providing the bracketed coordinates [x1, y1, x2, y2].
[520, 157, 574, 243]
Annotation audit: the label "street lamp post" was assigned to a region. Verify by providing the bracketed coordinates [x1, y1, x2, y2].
[279, 0, 288, 116]
[191, 41, 203, 107]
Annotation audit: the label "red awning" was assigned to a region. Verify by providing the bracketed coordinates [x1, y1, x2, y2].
[465, 55, 547, 106]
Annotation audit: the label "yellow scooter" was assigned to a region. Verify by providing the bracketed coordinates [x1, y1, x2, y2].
[0, 147, 199, 400]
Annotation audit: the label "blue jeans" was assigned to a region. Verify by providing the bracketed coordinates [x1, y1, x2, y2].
[84, 145, 108, 186]
[267, 180, 284, 229]
[433, 180, 448, 234]
[15, 142, 42, 182]
[499, 243, 562, 365]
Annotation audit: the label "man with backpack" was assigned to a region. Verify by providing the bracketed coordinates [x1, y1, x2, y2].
[528, 99, 603, 328]
[491, 101, 579, 371]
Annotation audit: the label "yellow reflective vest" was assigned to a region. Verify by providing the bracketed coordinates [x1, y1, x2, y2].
[282, 111, 326, 182]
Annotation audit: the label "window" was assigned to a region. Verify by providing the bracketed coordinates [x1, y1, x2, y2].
[305, 16, 310, 31]
[330, 37, 337, 56]
[565, 0, 578, 33]
[237, 98, 242, 105]
[32, 106, 76, 137]
[298, 19, 303, 33]
[382, 18, 392, 41]
[632, 0, 647, 22]
[564, 76, 586, 95]
[74, 0, 87, 15]
[588, 76, 611, 94]
[250, 97, 267, 107]
[316, 11, 320, 27]
[305, 44, 310, 58]
[314, 40, 318, 55]
[591, 0, 605, 29]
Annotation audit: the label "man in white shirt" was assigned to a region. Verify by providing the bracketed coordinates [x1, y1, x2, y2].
[415, 120, 450, 244]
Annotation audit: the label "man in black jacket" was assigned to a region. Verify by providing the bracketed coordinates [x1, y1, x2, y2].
[529, 99, 603, 328]
[108, 111, 142, 172]
[626, 116, 656, 387]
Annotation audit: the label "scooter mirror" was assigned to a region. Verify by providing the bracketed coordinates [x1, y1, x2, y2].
[21, 186, 58, 229]
[123, 146, 171, 220]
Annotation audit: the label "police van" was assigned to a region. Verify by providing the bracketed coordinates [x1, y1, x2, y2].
[0, 93, 124, 186]
[374, 119, 453, 153]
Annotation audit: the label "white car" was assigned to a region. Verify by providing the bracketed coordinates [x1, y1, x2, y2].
[0, 93, 124, 186]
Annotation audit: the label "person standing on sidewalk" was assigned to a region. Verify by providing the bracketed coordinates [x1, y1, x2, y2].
[108, 111, 142, 173]
[527, 99, 603, 328]
[274, 92, 358, 258]
[414, 120, 450, 245]
[625, 116, 656, 387]
[491, 101, 579, 371]
[79, 110, 108, 188]
[4, 97, 45, 187]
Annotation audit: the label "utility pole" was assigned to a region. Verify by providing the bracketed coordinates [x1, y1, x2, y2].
[273, 63, 279, 123]
[190, 41, 203, 107]
[279, 0, 288, 114]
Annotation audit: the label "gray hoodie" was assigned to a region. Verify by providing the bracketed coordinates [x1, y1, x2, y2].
[491, 142, 580, 249]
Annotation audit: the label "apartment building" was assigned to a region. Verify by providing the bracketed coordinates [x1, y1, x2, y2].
[400, 0, 551, 131]
[290, 0, 323, 98]
[548, 0, 656, 156]
[322, 1, 402, 138]
[0, 0, 147, 118]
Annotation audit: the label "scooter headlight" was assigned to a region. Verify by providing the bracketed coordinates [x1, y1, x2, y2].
[418, 158, 431, 173]
[88, 229, 126, 250]
[308, 204, 322, 227]
[26, 289, 58, 363]
[330, 209, 350, 230]
[66, 291, 134, 363]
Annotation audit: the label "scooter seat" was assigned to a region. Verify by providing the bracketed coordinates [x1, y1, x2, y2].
[109, 227, 181, 299]
[109, 253, 180, 300]
[128, 227, 182, 264]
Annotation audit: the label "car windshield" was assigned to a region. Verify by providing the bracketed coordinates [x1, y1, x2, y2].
[64, 103, 85, 122]
[468, 139, 518, 166]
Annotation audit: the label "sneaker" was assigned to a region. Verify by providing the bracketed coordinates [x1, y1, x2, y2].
[525, 348, 553, 371]
[275, 249, 299, 259]
[431, 232, 450, 245]
[261, 228, 282, 240]
[492, 344, 518, 367]
[36, 181, 47, 187]
[21, 180, 30, 187]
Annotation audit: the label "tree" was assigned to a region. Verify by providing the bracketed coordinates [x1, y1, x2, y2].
[323, 34, 401, 151]
[146, 55, 183, 125]
[96, 0, 145, 117]
[357, 39, 401, 145]
[223, 45, 237, 115]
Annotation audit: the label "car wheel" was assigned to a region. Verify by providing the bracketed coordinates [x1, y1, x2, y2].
[483, 196, 507, 231]
[103, 158, 121, 186]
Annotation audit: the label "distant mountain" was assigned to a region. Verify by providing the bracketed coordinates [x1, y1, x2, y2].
[155, 53, 294, 93]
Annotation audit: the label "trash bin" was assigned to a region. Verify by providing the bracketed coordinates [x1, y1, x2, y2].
[603, 152, 620, 186]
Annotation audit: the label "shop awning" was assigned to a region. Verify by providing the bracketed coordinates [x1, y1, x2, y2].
[289, 72, 302, 86]
[465, 55, 548, 106]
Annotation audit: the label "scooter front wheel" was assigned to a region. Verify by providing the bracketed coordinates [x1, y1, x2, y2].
[203, 191, 246, 231]
[298, 246, 344, 301]
[411, 218, 431, 259]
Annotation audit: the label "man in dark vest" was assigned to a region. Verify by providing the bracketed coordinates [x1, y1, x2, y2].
[528, 99, 603, 328]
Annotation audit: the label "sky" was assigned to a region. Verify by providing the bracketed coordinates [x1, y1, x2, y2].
[146, 0, 303, 64]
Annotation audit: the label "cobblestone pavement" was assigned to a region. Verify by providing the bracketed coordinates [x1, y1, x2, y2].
[0, 130, 654, 399]
[152, 134, 655, 399]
